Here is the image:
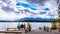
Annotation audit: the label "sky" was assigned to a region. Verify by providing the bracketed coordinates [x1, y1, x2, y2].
[0, 0, 58, 21]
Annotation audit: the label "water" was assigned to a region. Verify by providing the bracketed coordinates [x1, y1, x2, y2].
[0, 22, 52, 30]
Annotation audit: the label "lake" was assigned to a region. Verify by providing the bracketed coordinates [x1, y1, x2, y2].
[0, 22, 52, 30]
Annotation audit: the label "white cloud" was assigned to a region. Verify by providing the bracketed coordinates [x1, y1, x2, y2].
[0, 0, 58, 21]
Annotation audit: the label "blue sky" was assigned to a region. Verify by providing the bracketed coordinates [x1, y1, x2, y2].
[0, 0, 58, 21]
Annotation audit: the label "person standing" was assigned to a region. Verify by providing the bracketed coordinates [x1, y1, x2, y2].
[27, 23, 31, 32]
[44, 25, 46, 31]
[23, 23, 26, 30]
[46, 26, 49, 32]
[20, 23, 25, 34]
[29, 24, 31, 32]
[17, 23, 21, 30]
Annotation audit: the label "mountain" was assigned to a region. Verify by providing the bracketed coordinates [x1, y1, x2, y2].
[0, 17, 54, 22]
[16, 17, 54, 22]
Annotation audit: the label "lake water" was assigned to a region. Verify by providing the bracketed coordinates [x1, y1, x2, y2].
[0, 22, 52, 30]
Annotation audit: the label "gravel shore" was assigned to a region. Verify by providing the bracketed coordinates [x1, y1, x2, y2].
[25, 29, 60, 34]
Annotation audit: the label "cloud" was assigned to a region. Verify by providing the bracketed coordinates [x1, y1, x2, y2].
[39, 12, 47, 15]
[0, 0, 58, 21]
[2, 0, 8, 3]
[26, 0, 49, 6]
[1, 6, 14, 12]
